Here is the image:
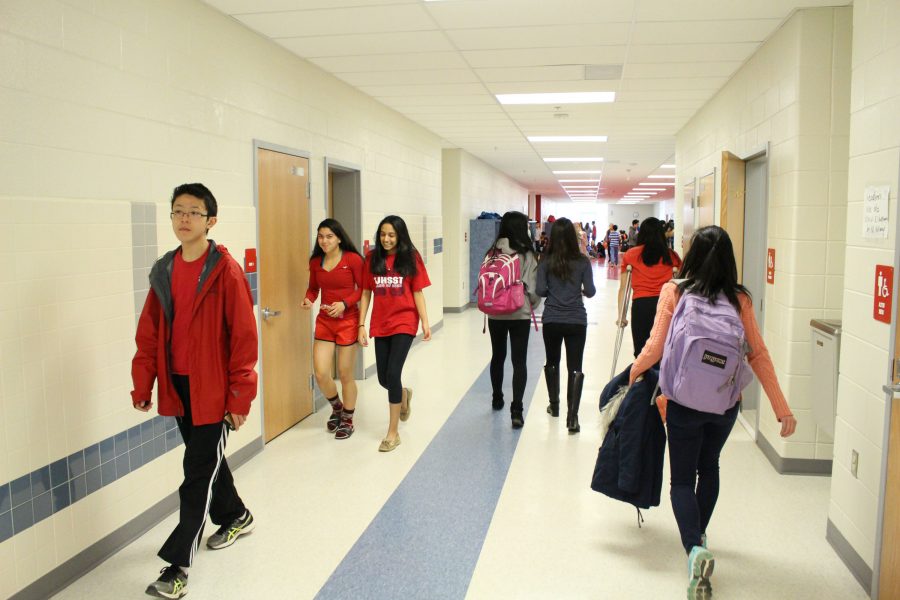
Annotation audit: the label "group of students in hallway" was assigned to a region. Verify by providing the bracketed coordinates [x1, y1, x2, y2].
[130, 183, 796, 600]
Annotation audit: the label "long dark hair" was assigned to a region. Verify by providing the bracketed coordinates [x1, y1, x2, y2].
[369, 215, 418, 277]
[636, 217, 672, 267]
[545, 218, 587, 282]
[310, 218, 361, 260]
[487, 211, 533, 256]
[677, 225, 750, 310]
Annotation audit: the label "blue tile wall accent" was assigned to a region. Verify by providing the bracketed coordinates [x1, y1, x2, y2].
[0, 511, 12, 543]
[433, 237, 443, 254]
[0, 413, 194, 542]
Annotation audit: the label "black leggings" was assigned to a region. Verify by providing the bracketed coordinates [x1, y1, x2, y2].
[630, 296, 658, 358]
[374, 334, 414, 404]
[488, 319, 531, 406]
[542, 322, 586, 374]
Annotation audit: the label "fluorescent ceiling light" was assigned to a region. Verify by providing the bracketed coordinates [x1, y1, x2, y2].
[552, 170, 603, 174]
[660, 164, 676, 169]
[528, 135, 608, 142]
[544, 157, 604, 163]
[639, 182, 674, 186]
[648, 175, 676, 179]
[633, 188, 666, 191]
[563, 185, 599, 189]
[558, 179, 601, 183]
[496, 92, 615, 105]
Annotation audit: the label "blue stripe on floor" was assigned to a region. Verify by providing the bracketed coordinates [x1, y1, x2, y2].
[314, 334, 546, 600]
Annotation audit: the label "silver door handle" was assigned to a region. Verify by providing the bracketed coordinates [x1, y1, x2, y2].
[883, 384, 900, 395]
[262, 307, 282, 321]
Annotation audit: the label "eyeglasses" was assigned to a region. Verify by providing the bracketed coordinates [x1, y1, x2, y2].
[170, 210, 208, 220]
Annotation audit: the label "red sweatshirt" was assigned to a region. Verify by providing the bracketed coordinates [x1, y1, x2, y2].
[131, 242, 259, 425]
[305, 251, 364, 319]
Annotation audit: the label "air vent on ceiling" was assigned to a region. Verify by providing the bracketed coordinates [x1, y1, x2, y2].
[584, 65, 623, 80]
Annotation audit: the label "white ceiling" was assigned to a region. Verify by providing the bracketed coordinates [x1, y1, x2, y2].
[204, 0, 850, 204]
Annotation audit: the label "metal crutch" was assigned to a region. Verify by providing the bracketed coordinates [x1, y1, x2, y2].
[611, 265, 633, 380]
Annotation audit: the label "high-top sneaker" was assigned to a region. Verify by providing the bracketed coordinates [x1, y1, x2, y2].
[326, 394, 343, 433]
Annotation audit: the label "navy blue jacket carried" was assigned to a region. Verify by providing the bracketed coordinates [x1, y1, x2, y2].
[590, 366, 666, 510]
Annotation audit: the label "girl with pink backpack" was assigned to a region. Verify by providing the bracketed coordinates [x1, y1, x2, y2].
[629, 226, 797, 599]
[483, 211, 541, 429]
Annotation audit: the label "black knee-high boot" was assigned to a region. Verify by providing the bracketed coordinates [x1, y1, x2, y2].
[567, 372, 584, 434]
[544, 365, 560, 417]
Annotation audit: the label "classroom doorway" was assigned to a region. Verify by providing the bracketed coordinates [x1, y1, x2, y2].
[325, 158, 364, 382]
[256, 143, 313, 442]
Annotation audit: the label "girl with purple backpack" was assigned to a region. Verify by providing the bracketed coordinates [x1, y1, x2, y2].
[629, 226, 796, 599]
[485, 211, 541, 428]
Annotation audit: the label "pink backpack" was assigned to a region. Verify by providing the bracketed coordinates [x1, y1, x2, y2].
[476, 250, 525, 315]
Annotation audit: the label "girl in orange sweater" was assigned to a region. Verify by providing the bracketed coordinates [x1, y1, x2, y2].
[629, 226, 796, 599]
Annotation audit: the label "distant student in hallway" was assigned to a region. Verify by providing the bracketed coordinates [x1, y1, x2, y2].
[132, 183, 258, 599]
[617, 217, 682, 357]
[536, 218, 596, 434]
[301, 219, 364, 440]
[629, 225, 796, 600]
[358, 215, 432, 452]
[483, 211, 541, 428]
[604, 224, 621, 266]
[626, 219, 640, 250]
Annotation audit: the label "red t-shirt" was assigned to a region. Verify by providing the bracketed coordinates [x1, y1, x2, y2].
[305, 252, 364, 321]
[621, 246, 683, 299]
[171, 245, 210, 374]
[364, 252, 431, 337]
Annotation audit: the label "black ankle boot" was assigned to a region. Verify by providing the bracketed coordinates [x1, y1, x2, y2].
[492, 393, 505, 411]
[567, 372, 584, 434]
[544, 365, 560, 417]
[510, 401, 524, 429]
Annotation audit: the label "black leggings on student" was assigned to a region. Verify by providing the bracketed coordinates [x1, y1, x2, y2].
[542, 322, 586, 374]
[488, 319, 531, 406]
[630, 296, 659, 358]
[667, 400, 739, 554]
[374, 334, 415, 404]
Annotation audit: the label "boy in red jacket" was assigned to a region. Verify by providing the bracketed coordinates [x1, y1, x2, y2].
[131, 183, 258, 599]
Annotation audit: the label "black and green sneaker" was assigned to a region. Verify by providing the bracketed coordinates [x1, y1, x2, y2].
[206, 510, 255, 550]
[146, 565, 187, 599]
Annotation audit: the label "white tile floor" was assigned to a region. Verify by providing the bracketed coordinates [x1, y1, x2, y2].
[55, 262, 867, 599]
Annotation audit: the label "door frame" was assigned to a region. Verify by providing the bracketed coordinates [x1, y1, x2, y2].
[323, 157, 365, 387]
[873, 153, 900, 599]
[252, 139, 312, 441]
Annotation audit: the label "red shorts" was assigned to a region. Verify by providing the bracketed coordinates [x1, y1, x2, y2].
[315, 313, 358, 346]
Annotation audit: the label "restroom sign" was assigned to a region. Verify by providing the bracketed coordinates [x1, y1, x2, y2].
[875, 265, 893, 324]
[766, 249, 775, 284]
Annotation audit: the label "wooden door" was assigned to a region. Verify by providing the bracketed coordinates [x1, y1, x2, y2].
[698, 171, 716, 229]
[682, 180, 696, 255]
[720, 151, 746, 282]
[257, 148, 312, 442]
[879, 397, 900, 598]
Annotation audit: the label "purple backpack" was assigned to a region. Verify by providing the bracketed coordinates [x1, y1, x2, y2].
[659, 291, 753, 414]
[476, 250, 525, 315]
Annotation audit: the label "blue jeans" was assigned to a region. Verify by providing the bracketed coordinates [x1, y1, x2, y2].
[666, 400, 739, 554]
[609, 245, 619, 264]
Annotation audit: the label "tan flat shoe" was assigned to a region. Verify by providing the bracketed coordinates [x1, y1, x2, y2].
[400, 387, 413, 422]
[378, 436, 401, 452]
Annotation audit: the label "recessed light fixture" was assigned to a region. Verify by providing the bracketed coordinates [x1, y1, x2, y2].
[633, 188, 666, 191]
[564, 186, 599, 189]
[660, 164, 676, 169]
[496, 92, 615, 105]
[558, 179, 601, 183]
[639, 182, 674, 186]
[648, 175, 676, 179]
[544, 157, 604, 163]
[552, 170, 603, 174]
[528, 135, 608, 142]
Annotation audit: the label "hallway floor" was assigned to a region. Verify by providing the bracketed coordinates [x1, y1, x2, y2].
[55, 262, 867, 599]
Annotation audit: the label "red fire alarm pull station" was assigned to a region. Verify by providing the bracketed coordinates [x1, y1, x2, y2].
[364, 240, 370, 254]
[244, 248, 257, 273]
[874, 265, 893, 324]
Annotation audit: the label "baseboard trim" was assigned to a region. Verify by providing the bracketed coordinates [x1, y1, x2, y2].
[11, 436, 264, 600]
[826, 519, 872, 595]
[756, 432, 833, 475]
[443, 303, 474, 313]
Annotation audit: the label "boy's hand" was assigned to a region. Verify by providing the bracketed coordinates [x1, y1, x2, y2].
[134, 400, 152, 412]
[231, 413, 247, 431]
[780, 415, 797, 437]
[300, 298, 312, 310]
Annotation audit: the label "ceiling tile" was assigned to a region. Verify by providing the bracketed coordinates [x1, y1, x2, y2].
[633, 0, 850, 21]
[475, 65, 585, 83]
[446, 23, 630, 50]
[463, 46, 628, 68]
[337, 69, 479, 86]
[279, 31, 453, 57]
[358, 83, 487, 97]
[235, 5, 433, 38]
[624, 61, 743, 79]
[627, 42, 760, 63]
[310, 52, 468, 72]
[486, 80, 621, 95]
[205, 0, 417, 12]
[426, 0, 635, 29]
[631, 19, 782, 45]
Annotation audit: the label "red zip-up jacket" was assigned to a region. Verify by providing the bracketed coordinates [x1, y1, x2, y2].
[131, 242, 259, 425]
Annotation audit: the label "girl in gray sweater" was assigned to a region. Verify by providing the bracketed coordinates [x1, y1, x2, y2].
[536, 218, 596, 433]
[486, 211, 541, 428]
